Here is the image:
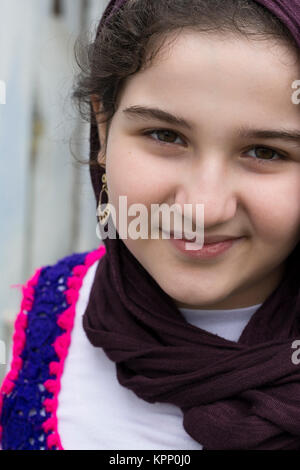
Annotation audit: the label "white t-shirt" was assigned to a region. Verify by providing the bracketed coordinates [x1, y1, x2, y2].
[56, 259, 262, 450]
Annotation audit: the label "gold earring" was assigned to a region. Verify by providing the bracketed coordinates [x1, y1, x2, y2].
[97, 173, 110, 225]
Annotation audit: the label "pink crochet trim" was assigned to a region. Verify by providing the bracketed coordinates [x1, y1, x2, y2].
[41, 244, 106, 450]
[0, 267, 43, 443]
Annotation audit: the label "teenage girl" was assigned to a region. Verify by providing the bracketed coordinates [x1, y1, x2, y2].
[1, 0, 300, 450]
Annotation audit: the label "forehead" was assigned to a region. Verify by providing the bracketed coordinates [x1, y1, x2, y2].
[117, 31, 300, 126]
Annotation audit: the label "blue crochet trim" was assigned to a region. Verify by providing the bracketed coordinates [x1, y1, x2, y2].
[0, 251, 89, 450]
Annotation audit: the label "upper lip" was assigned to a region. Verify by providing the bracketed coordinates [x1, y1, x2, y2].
[203, 235, 243, 244]
[166, 231, 243, 244]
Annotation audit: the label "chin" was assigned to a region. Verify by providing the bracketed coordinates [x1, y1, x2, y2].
[160, 282, 228, 310]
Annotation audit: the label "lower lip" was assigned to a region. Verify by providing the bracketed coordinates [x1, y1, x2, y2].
[169, 237, 244, 259]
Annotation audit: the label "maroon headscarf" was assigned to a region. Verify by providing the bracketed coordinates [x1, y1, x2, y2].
[83, 0, 300, 450]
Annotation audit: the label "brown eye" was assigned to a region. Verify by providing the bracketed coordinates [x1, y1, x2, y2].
[156, 130, 178, 143]
[143, 129, 183, 145]
[246, 146, 286, 165]
[255, 147, 276, 160]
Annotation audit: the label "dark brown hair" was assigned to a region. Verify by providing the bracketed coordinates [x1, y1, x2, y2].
[71, 0, 299, 169]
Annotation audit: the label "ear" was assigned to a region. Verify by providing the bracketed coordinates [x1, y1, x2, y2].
[91, 94, 108, 166]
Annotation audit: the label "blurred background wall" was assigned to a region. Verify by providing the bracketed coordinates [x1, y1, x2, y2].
[0, 0, 110, 383]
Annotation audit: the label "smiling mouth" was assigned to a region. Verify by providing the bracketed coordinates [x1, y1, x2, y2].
[171, 237, 245, 259]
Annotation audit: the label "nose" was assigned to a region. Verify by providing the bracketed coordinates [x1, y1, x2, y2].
[175, 157, 239, 230]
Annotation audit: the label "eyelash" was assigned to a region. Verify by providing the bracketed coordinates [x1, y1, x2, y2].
[142, 128, 288, 165]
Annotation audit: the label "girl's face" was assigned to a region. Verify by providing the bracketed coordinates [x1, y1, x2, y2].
[93, 31, 300, 309]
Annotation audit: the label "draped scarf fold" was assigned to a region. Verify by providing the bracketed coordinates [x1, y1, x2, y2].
[83, 0, 300, 450]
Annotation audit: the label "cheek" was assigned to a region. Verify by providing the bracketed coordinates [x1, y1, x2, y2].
[249, 173, 300, 244]
[106, 147, 176, 213]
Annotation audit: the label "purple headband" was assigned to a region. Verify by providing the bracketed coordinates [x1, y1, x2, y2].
[256, 0, 300, 48]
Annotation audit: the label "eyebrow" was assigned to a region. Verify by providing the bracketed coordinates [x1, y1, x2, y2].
[122, 105, 300, 146]
[123, 105, 193, 130]
[237, 127, 300, 145]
